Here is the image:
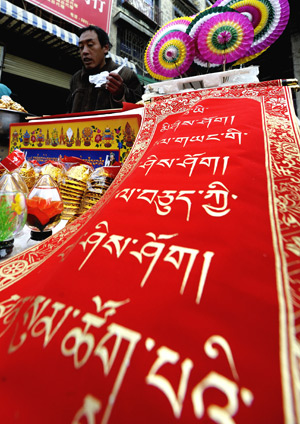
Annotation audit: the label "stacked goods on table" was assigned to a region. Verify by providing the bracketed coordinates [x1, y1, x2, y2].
[59, 163, 93, 222]
[77, 165, 121, 216]
[58, 156, 121, 222]
[0, 151, 122, 225]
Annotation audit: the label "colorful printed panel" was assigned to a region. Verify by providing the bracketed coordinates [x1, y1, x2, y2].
[9, 113, 142, 168]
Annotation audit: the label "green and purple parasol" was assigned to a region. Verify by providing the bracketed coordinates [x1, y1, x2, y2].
[212, 0, 290, 57]
[152, 30, 196, 79]
[186, 6, 238, 68]
[144, 17, 193, 80]
[197, 10, 254, 65]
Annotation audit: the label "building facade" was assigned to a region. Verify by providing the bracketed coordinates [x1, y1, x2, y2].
[109, 0, 206, 84]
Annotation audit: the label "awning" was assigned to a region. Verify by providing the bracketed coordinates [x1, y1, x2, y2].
[0, 0, 137, 72]
[0, 0, 78, 45]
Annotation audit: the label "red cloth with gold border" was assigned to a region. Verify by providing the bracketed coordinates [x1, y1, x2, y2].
[0, 83, 299, 423]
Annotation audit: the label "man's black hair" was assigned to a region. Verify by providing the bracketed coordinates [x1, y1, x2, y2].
[78, 25, 112, 49]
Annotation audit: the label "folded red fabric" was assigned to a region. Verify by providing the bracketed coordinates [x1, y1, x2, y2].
[0, 83, 299, 424]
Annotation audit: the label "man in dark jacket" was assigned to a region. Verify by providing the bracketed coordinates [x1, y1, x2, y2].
[67, 25, 143, 113]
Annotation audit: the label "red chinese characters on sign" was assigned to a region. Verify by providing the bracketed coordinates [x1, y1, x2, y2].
[25, 0, 113, 33]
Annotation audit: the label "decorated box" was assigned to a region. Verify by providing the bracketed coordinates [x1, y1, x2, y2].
[8, 106, 143, 168]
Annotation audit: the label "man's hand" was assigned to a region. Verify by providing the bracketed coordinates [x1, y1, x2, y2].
[106, 72, 124, 99]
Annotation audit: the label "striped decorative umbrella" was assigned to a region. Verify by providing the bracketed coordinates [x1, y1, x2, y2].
[144, 17, 193, 80]
[197, 10, 254, 65]
[152, 30, 196, 79]
[212, 0, 290, 57]
[186, 6, 237, 69]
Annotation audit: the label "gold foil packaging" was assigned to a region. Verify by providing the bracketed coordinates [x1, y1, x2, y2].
[77, 166, 120, 216]
[60, 164, 94, 221]
[18, 160, 36, 191]
[40, 163, 65, 186]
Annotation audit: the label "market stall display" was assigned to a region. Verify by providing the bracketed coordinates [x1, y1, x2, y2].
[0, 146, 124, 238]
[18, 159, 37, 191]
[40, 161, 66, 186]
[78, 165, 121, 216]
[0, 1, 298, 420]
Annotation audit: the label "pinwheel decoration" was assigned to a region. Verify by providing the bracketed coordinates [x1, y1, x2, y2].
[144, 17, 193, 80]
[151, 31, 196, 79]
[144, 0, 290, 80]
[186, 6, 237, 69]
[212, 0, 290, 57]
[197, 10, 255, 66]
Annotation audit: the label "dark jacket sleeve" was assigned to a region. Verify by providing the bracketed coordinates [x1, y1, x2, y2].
[118, 67, 144, 104]
[66, 71, 80, 113]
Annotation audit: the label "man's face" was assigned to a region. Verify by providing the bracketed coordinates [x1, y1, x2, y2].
[79, 30, 109, 70]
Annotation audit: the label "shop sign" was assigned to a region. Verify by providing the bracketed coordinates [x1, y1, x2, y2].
[24, 0, 113, 33]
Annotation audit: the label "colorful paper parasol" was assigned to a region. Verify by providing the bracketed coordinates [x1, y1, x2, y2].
[152, 31, 196, 79]
[186, 6, 238, 69]
[197, 10, 254, 65]
[212, 0, 290, 56]
[144, 17, 192, 80]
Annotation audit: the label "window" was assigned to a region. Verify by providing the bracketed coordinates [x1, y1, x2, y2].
[118, 26, 150, 78]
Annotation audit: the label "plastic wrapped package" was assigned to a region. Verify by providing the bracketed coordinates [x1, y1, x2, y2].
[30, 160, 42, 184]
[40, 161, 66, 187]
[18, 160, 37, 191]
[78, 165, 121, 216]
[60, 163, 94, 222]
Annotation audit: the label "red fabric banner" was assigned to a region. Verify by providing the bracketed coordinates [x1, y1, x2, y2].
[0, 85, 299, 423]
